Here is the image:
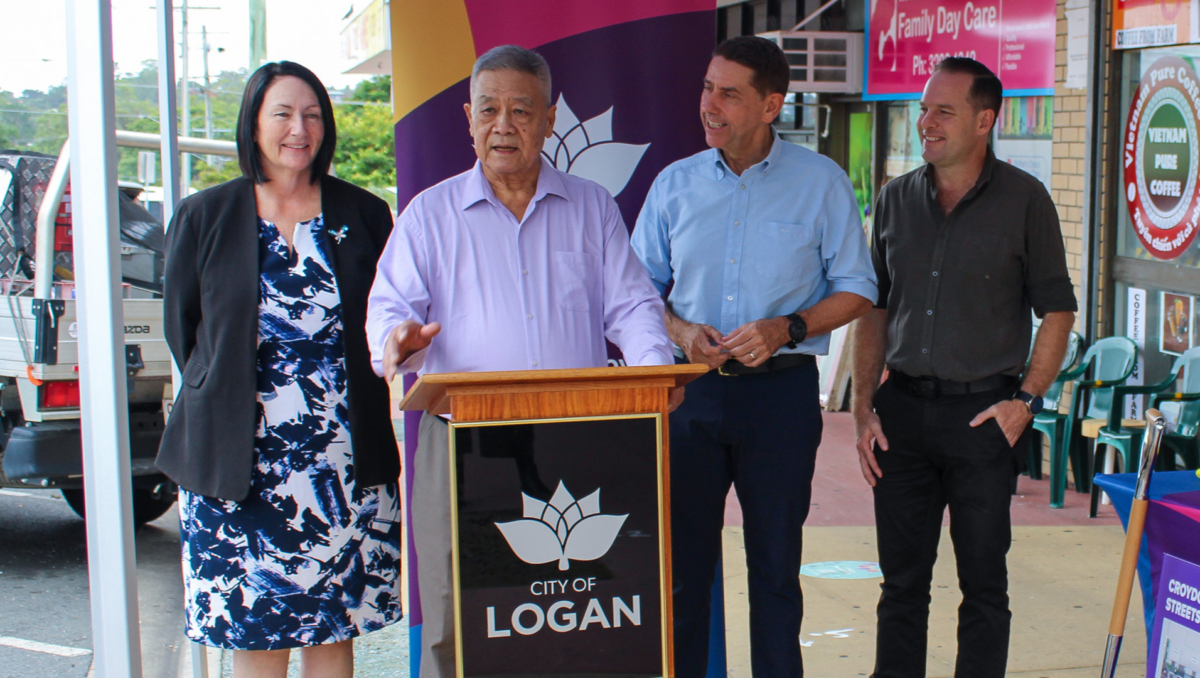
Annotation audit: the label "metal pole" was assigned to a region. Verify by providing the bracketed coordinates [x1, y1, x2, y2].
[65, 2, 143, 677]
[180, 0, 191, 194]
[157, 0, 181, 226]
[202, 25, 214, 167]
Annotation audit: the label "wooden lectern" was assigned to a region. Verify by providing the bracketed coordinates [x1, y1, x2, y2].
[400, 364, 707, 678]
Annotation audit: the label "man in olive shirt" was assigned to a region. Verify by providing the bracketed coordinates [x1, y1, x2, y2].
[850, 58, 1077, 678]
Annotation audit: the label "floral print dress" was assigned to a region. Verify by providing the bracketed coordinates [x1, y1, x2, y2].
[178, 214, 402, 650]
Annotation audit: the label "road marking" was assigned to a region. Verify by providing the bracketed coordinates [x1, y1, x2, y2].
[0, 635, 92, 657]
[0, 489, 61, 502]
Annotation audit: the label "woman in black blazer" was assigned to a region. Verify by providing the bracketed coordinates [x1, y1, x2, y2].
[158, 62, 400, 678]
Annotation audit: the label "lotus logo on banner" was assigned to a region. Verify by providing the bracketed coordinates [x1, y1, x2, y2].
[544, 95, 649, 198]
[495, 481, 627, 571]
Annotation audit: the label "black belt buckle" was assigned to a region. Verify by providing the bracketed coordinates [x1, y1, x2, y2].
[910, 375, 941, 398]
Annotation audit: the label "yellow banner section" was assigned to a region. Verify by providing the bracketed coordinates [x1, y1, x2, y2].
[390, 0, 477, 123]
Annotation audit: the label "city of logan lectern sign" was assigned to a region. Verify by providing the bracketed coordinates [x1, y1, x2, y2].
[399, 365, 708, 678]
[451, 415, 668, 677]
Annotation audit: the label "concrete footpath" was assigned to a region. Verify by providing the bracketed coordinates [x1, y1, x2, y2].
[720, 412, 1147, 677]
[184, 411, 1148, 677]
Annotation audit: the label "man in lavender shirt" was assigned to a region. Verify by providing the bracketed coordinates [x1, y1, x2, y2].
[365, 45, 675, 678]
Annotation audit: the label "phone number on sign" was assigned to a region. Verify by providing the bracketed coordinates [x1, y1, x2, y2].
[913, 51, 978, 76]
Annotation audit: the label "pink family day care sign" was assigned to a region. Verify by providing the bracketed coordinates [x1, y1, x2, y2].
[865, 0, 1057, 100]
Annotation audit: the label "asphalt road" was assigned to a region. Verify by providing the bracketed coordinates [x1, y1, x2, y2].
[0, 488, 184, 678]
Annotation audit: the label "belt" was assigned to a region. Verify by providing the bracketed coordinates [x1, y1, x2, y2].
[716, 353, 815, 377]
[889, 370, 1018, 398]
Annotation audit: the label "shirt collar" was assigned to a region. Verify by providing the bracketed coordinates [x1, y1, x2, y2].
[712, 127, 782, 181]
[921, 145, 999, 198]
[461, 156, 570, 212]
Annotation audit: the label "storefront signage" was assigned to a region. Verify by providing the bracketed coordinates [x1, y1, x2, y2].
[1125, 287, 1147, 420]
[1149, 555, 1200, 678]
[864, 0, 1057, 100]
[450, 416, 668, 677]
[1114, 0, 1200, 50]
[1124, 56, 1200, 260]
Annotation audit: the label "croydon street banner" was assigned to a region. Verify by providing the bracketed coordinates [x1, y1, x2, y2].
[388, 3, 715, 674]
[864, 0, 1056, 100]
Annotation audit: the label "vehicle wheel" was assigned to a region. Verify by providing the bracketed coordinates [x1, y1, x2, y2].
[59, 487, 176, 526]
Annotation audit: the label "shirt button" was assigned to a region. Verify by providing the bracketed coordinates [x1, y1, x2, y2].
[527, 313, 534, 320]
[922, 349, 928, 354]
[730, 258, 736, 264]
[727, 295, 734, 301]
[932, 271, 939, 277]
[734, 221, 740, 226]
[927, 310, 933, 315]
[532, 361, 539, 366]
[740, 184, 746, 190]
[523, 269, 529, 275]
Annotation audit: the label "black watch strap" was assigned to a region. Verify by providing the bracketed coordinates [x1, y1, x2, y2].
[785, 313, 807, 349]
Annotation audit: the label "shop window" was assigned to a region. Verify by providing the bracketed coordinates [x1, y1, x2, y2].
[884, 101, 921, 185]
[1116, 46, 1200, 269]
[993, 96, 1053, 195]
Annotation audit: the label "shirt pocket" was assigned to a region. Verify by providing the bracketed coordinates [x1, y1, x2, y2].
[754, 221, 821, 285]
[551, 251, 599, 312]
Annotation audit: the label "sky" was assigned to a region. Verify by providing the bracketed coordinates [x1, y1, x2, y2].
[0, 0, 373, 96]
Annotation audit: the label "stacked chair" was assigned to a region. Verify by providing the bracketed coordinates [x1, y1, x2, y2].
[1091, 346, 1200, 515]
[1047, 336, 1138, 508]
[1028, 331, 1083, 481]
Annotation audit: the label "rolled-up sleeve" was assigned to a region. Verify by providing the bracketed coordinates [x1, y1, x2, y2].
[601, 194, 674, 366]
[1025, 189, 1078, 317]
[820, 171, 879, 304]
[365, 204, 432, 376]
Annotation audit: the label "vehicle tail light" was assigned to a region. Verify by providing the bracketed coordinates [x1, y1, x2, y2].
[42, 380, 80, 409]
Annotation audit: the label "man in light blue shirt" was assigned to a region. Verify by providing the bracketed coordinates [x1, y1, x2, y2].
[631, 36, 876, 678]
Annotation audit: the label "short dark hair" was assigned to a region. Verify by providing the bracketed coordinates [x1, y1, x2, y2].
[236, 61, 337, 184]
[713, 36, 790, 98]
[933, 57, 1003, 123]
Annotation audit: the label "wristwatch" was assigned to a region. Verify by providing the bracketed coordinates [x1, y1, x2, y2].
[1014, 390, 1044, 415]
[785, 313, 807, 349]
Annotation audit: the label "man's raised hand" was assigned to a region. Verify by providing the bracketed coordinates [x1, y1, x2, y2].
[383, 320, 442, 382]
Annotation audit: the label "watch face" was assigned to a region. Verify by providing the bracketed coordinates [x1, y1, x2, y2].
[789, 316, 807, 343]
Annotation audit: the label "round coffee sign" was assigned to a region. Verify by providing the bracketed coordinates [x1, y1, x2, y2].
[1125, 56, 1200, 259]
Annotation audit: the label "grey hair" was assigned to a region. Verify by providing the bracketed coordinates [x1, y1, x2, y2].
[469, 45, 553, 107]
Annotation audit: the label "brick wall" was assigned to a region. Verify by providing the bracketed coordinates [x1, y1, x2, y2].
[1052, 0, 1089, 335]
[1052, 0, 1115, 339]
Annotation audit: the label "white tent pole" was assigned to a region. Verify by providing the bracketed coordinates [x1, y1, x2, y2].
[155, 8, 204, 673]
[158, 0, 182, 225]
[65, 2, 143, 678]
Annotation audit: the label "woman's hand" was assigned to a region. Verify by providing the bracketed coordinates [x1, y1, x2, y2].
[383, 320, 441, 381]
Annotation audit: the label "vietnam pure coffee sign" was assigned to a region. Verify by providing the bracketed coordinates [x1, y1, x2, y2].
[449, 415, 668, 677]
[1125, 55, 1200, 259]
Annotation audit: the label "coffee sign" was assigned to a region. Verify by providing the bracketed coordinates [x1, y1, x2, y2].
[1125, 56, 1200, 259]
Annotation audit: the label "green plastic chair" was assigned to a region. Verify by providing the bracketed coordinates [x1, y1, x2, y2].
[1150, 352, 1200, 472]
[1051, 336, 1137, 508]
[1028, 331, 1083, 480]
[1092, 346, 1200, 516]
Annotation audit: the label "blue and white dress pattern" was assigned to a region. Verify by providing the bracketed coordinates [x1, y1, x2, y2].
[179, 214, 402, 651]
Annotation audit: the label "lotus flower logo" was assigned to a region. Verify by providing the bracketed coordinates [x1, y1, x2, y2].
[543, 95, 650, 197]
[495, 481, 627, 571]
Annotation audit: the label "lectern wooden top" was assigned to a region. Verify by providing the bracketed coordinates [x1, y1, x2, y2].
[398, 363, 709, 415]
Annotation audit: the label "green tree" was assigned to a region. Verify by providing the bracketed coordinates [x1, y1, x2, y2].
[333, 75, 394, 205]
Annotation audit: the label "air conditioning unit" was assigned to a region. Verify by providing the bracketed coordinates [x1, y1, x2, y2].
[758, 31, 864, 94]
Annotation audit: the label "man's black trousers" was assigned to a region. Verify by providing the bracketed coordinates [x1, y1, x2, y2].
[871, 377, 1026, 678]
[670, 361, 822, 678]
